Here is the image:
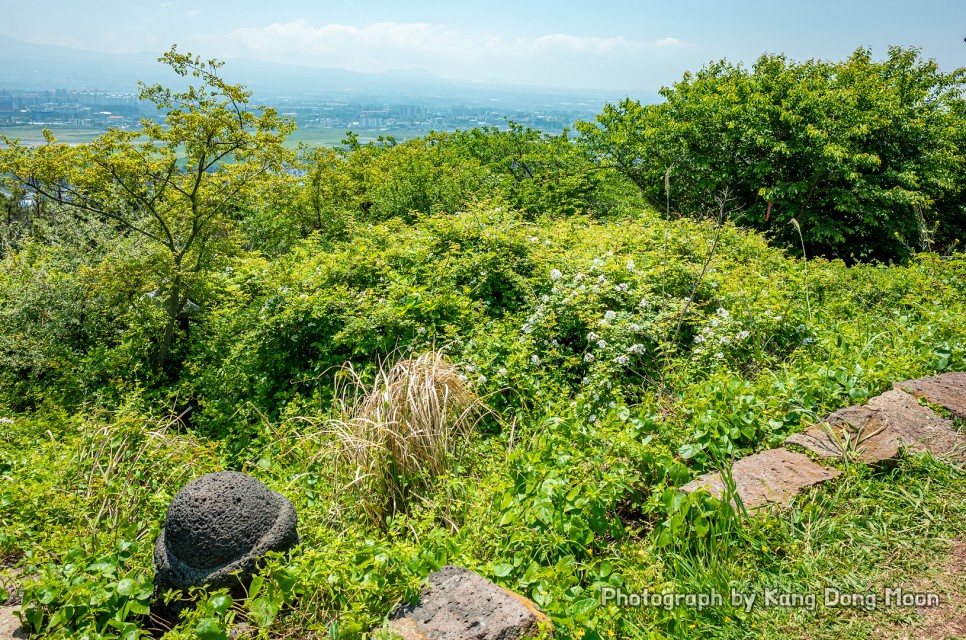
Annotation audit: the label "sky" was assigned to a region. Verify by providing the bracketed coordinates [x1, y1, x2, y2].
[2, 0, 964, 91]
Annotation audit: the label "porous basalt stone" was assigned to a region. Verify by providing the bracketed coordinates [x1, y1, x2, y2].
[153, 471, 299, 600]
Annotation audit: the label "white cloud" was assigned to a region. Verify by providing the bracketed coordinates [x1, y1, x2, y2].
[653, 37, 689, 48]
[216, 20, 694, 89]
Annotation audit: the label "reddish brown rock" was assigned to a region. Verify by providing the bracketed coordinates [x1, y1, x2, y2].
[785, 404, 899, 463]
[867, 390, 965, 462]
[896, 372, 966, 419]
[387, 566, 552, 640]
[680, 447, 841, 510]
[786, 390, 965, 465]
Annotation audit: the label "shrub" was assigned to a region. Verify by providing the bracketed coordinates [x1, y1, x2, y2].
[329, 350, 484, 525]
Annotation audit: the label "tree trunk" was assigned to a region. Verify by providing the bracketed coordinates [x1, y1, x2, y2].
[156, 275, 182, 372]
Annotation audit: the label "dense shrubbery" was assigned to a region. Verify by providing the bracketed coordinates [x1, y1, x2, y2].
[1, 47, 966, 639]
[579, 46, 966, 261]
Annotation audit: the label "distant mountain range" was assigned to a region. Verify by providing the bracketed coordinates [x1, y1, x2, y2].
[0, 36, 658, 107]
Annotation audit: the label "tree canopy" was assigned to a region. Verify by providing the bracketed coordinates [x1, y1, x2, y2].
[578, 46, 966, 261]
[0, 47, 295, 370]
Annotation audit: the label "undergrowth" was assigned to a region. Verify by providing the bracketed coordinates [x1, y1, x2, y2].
[1, 204, 965, 639]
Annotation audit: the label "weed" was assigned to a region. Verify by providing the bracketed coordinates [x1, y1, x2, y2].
[329, 350, 485, 526]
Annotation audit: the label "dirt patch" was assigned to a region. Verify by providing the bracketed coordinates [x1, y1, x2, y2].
[889, 538, 966, 640]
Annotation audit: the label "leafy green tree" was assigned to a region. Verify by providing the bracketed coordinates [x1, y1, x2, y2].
[450, 123, 615, 219]
[579, 47, 966, 261]
[0, 47, 295, 370]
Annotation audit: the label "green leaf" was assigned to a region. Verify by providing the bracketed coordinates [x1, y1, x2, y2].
[210, 593, 232, 615]
[492, 563, 513, 578]
[570, 597, 599, 617]
[195, 617, 229, 640]
[116, 578, 138, 597]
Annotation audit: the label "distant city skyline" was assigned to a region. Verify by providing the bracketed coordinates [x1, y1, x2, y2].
[1, 0, 963, 91]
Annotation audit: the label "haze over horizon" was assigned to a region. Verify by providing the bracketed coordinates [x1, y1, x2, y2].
[1, 0, 963, 93]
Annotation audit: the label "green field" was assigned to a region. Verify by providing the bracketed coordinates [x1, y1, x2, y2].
[0, 124, 422, 149]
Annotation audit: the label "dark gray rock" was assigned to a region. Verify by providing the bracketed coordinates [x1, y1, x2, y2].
[153, 471, 299, 601]
[387, 566, 552, 639]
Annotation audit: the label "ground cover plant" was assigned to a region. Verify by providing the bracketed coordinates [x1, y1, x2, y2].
[0, 46, 965, 639]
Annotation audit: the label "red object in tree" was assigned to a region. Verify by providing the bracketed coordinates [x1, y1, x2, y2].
[766, 202, 773, 222]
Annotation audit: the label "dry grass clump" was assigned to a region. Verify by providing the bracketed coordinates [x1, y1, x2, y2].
[330, 350, 484, 525]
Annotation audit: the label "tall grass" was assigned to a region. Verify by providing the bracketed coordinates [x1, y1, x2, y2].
[329, 350, 484, 526]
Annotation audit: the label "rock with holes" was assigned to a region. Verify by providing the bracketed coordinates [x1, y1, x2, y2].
[153, 471, 299, 603]
[386, 566, 552, 639]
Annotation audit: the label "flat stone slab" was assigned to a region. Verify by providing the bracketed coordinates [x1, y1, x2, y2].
[387, 566, 551, 640]
[896, 372, 966, 419]
[785, 404, 899, 463]
[868, 390, 966, 462]
[785, 390, 965, 465]
[679, 447, 841, 510]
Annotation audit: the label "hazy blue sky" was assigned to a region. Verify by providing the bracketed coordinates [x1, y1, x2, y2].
[2, 0, 963, 90]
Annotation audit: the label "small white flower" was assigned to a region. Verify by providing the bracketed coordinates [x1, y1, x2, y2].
[710, 319, 719, 328]
[616, 283, 629, 292]
[466, 364, 477, 373]
[694, 335, 706, 344]
[604, 310, 617, 321]
[629, 343, 645, 354]
[522, 323, 533, 334]
[498, 367, 507, 375]
[596, 340, 608, 349]
[584, 353, 595, 362]
[587, 331, 600, 341]
[638, 299, 651, 309]
[0, 417, 12, 425]
[551, 339, 559, 347]
[716, 307, 729, 318]
[550, 269, 563, 280]
[737, 330, 750, 340]
[530, 236, 539, 242]
[592, 258, 604, 268]
[597, 275, 607, 284]
[629, 323, 641, 332]
[530, 355, 541, 366]
[615, 355, 630, 365]
[478, 375, 487, 384]
[589, 414, 598, 423]
[541, 294, 550, 303]
[608, 401, 616, 409]
[574, 273, 586, 282]
[626, 260, 636, 271]
[715, 352, 724, 359]
[544, 240, 551, 246]
[417, 326, 427, 335]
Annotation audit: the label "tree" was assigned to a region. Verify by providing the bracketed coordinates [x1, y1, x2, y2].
[0, 47, 295, 370]
[578, 47, 966, 261]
